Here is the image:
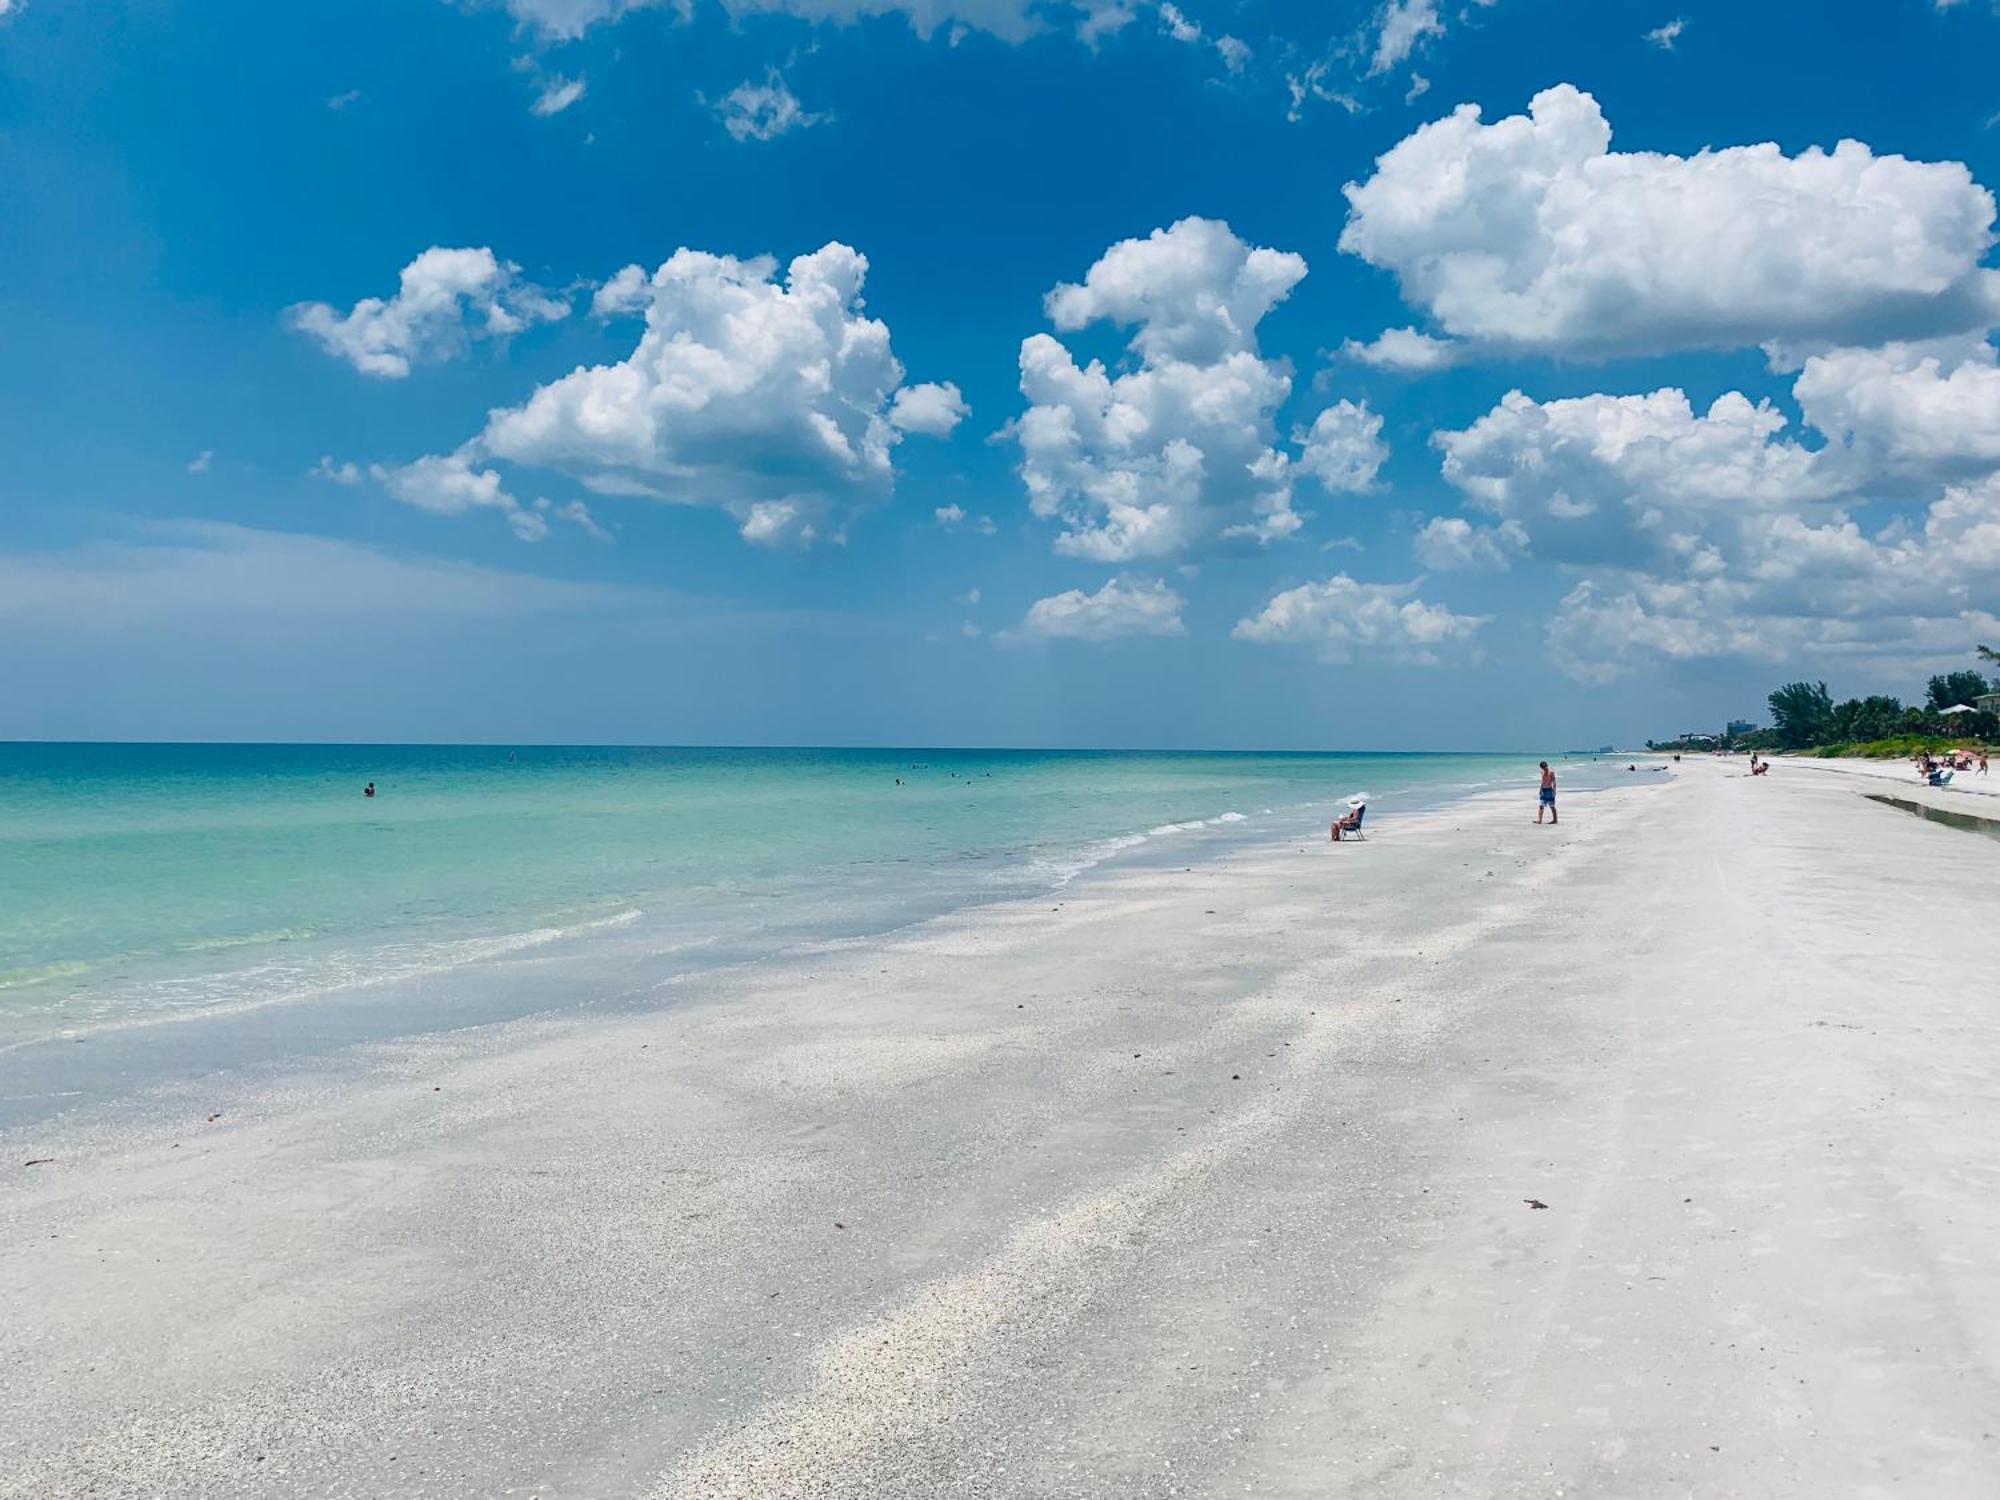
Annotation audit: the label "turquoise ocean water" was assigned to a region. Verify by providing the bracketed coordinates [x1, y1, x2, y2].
[0, 744, 1556, 1056]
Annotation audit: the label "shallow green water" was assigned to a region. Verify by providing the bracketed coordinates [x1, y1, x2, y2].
[0, 744, 1537, 1034]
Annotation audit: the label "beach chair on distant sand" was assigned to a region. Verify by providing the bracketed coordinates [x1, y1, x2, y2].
[1331, 798, 1368, 841]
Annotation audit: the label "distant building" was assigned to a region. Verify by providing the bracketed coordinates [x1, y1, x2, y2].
[1976, 692, 2000, 717]
[1726, 719, 1756, 737]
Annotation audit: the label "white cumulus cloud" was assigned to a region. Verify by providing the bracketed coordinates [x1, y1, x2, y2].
[371, 449, 551, 542]
[1340, 84, 2000, 359]
[287, 247, 568, 378]
[400, 242, 952, 547]
[1413, 515, 1526, 571]
[1544, 475, 2000, 685]
[1233, 574, 1488, 664]
[1792, 337, 2000, 478]
[889, 381, 969, 436]
[590, 263, 651, 319]
[1019, 576, 1186, 640]
[1435, 367, 2000, 682]
[1341, 326, 1462, 372]
[1295, 400, 1387, 493]
[1016, 217, 1315, 561]
[1044, 214, 1307, 365]
[1436, 387, 1832, 565]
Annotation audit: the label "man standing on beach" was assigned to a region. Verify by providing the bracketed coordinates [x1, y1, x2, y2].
[1537, 762, 1558, 825]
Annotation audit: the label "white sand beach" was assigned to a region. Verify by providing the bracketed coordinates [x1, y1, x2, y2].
[1774, 752, 2000, 801]
[5, 762, 2000, 1498]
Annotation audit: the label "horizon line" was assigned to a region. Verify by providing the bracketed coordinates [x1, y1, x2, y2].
[0, 738, 1604, 757]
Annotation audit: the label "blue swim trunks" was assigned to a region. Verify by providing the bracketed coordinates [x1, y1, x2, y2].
[1539, 786, 1556, 804]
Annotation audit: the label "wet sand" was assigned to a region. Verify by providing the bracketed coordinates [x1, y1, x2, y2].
[5, 762, 1999, 1497]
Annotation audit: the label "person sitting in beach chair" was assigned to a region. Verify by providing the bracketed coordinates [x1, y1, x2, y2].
[1331, 797, 1368, 841]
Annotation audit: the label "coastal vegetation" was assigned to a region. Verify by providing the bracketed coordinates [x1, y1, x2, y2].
[1647, 652, 1998, 756]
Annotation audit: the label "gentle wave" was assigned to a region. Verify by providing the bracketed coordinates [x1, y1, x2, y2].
[0, 908, 648, 1050]
[1034, 810, 1255, 889]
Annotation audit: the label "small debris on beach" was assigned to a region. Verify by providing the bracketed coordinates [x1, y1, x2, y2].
[834, 1222, 847, 1230]
[23, 1158, 54, 1167]
[1524, 1198, 1549, 1210]
[206, 1112, 222, 1123]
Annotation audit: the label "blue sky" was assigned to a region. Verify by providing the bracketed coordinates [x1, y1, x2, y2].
[4, 0, 1999, 748]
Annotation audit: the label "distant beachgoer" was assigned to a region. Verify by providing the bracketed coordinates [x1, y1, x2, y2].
[364, 782, 376, 798]
[1980, 752, 1990, 776]
[1536, 762, 1558, 825]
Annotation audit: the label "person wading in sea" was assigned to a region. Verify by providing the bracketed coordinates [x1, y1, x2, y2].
[1536, 761, 1558, 825]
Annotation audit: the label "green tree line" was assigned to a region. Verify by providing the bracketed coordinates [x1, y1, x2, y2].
[1646, 651, 1998, 754]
